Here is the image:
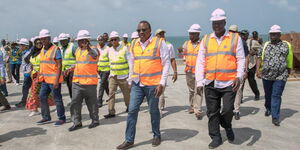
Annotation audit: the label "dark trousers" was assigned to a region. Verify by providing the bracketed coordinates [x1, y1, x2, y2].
[205, 82, 236, 140]
[0, 83, 8, 96]
[64, 71, 73, 99]
[20, 76, 32, 103]
[247, 67, 260, 96]
[0, 90, 9, 106]
[39, 82, 65, 121]
[70, 83, 99, 125]
[98, 71, 109, 103]
[262, 79, 286, 120]
[10, 64, 21, 83]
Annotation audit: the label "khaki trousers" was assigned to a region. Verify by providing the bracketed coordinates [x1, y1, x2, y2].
[108, 76, 130, 115]
[234, 78, 246, 113]
[186, 72, 203, 113]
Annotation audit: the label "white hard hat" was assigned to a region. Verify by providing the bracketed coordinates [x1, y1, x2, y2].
[53, 37, 59, 43]
[131, 32, 139, 39]
[229, 25, 238, 32]
[110, 31, 119, 38]
[58, 33, 68, 41]
[188, 24, 201, 33]
[210, 8, 227, 21]
[39, 29, 51, 38]
[123, 33, 128, 38]
[269, 25, 281, 33]
[65, 34, 70, 38]
[75, 30, 91, 40]
[155, 29, 166, 35]
[18, 38, 29, 46]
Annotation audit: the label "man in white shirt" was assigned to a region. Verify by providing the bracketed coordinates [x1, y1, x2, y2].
[117, 20, 170, 149]
[195, 8, 245, 149]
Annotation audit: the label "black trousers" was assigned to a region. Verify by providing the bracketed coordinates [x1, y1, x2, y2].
[247, 67, 260, 96]
[64, 71, 74, 99]
[205, 82, 236, 140]
[98, 71, 109, 103]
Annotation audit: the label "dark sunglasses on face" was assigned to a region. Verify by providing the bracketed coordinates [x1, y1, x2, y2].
[137, 28, 148, 33]
[110, 39, 118, 42]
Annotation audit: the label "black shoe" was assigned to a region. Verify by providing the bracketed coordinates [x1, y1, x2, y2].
[225, 128, 235, 143]
[88, 122, 100, 129]
[68, 123, 83, 132]
[255, 95, 260, 100]
[234, 112, 240, 120]
[208, 138, 222, 149]
[272, 119, 280, 126]
[265, 110, 271, 117]
[15, 102, 25, 108]
[103, 114, 116, 119]
[0, 105, 11, 111]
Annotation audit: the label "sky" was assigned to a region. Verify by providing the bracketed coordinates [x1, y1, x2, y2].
[1, 0, 300, 40]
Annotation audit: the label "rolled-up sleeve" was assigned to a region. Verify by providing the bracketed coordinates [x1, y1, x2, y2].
[195, 40, 205, 87]
[159, 40, 170, 86]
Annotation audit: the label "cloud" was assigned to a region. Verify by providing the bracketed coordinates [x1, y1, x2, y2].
[155, 0, 205, 12]
[268, 0, 298, 12]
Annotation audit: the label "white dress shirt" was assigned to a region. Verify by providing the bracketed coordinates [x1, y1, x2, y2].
[108, 44, 131, 79]
[166, 42, 176, 59]
[195, 31, 245, 88]
[128, 35, 170, 86]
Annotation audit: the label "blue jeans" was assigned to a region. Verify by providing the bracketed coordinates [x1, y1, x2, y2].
[39, 82, 65, 121]
[10, 64, 21, 83]
[21, 75, 32, 103]
[262, 79, 286, 120]
[125, 82, 161, 142]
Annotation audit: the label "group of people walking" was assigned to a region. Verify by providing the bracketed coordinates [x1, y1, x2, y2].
[0, 8, 293, 149]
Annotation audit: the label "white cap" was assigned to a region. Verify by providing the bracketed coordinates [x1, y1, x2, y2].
[58, 33, 68, 41]
[188, 24, 201, 33]
[110, 31, 119, 38]
[229, 25, 238, 32]
[210, 8, 227, 21]
[123, 33, 128, 38]
[155, 29, 166, 35]
[269, 25, 281, 33]
[53, 37, 59, 43]
[131, 31, 139, 39]
[18, 38, 29, 46]
[75, 30, 91, 40]
[39, 29, 51, 38]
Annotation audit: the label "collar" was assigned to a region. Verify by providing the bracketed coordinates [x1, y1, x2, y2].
[138, 35, 153, 44]
[211, 30, 230, 39]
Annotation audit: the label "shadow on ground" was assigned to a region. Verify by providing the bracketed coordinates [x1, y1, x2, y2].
[0, 127, 47, 143]
[280, 108, 298, 122]
[240, 106, 260, 117]
[221, 127, 261, 146]
[134, 128, 199, 148]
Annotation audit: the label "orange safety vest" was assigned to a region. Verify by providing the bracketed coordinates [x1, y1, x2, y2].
[184, 40, 200, 73]
[203, 32, 239, 81]
[131, 37, 163, 86]
[38, 45, 63, 84]
[72, 48, 99, 85]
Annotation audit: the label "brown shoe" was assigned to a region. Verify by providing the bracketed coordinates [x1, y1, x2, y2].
[0, 105, 11, 111]
[116, 141, 134, 150]
[188, 108, 194, 114]
[152, 137, 161, 147]
[6, 80, 12, 83]
[195, 112, 204, 120]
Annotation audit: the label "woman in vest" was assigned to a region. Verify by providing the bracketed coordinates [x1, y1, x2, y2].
[25, 37, 55, 117]
[9, 42, 22, 85]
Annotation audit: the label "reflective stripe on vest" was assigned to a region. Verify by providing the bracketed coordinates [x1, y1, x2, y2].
[184, 40, 200, 73]
[131, 37, 163, 86]
[204, 32, 239, 81]
[98, 47, 110, 71]
[61, 43, 76, 71]
[109, 45, 129, 75]
[73, 48, 98, 85]
[38, 45, 63, 84]
[30, 54, 41, 74]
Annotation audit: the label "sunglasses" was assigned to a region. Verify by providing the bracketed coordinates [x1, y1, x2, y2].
[137, 28, 148, 33]
[110, 39, 118, 42]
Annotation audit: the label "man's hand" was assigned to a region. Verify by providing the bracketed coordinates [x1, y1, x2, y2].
[53, 81, 59, 89]
[197, 86, 203, 96]
[244, 72, 248, 80]
[232, 78, 240, 92]
[177, 47, 183, 53]
[154, 84, 163, 98]
[172, 72, 178, 83]
[256, 70, 262, 79]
